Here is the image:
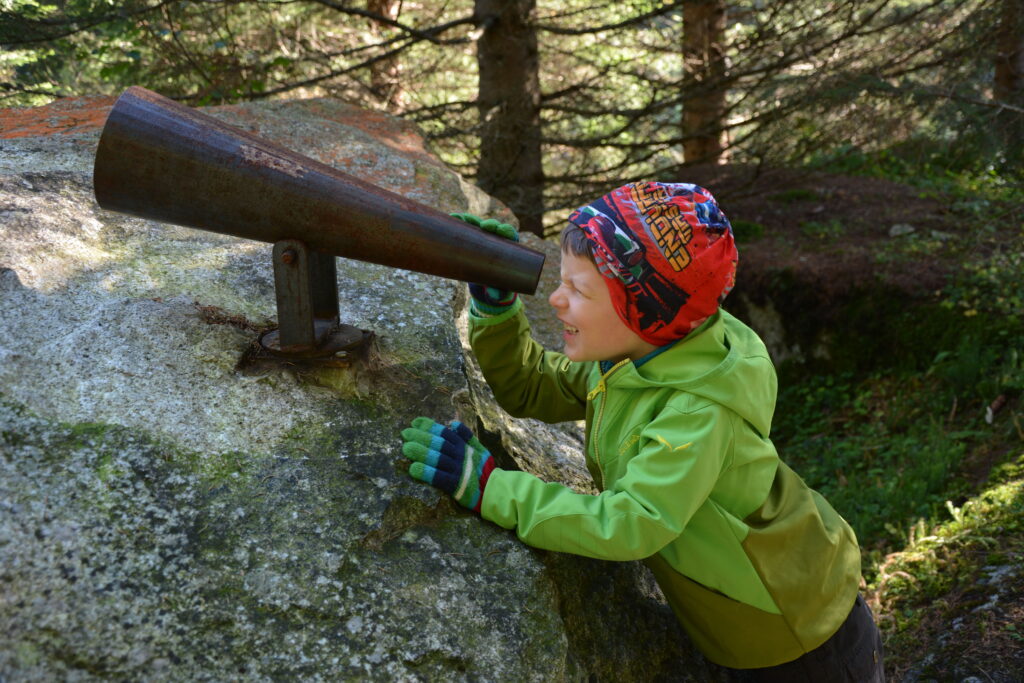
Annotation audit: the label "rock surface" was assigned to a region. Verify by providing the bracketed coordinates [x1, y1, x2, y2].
[0, 96, 708, 680]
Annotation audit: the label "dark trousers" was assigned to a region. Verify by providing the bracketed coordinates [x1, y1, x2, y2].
[722, 595, 885, 682]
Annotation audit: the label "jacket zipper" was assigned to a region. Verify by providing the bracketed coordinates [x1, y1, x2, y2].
[587, 359, 630, 487]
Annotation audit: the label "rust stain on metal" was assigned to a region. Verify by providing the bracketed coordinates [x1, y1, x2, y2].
[240, 144, 305, 178]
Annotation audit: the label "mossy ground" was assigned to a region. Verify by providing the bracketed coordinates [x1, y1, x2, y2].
[770, 309, 1023, 679]
[871, 452, 1024, 680]
[752, 160, 1024, 679]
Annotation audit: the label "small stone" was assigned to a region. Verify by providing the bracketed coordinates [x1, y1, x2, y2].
[889, 223, 916, 237]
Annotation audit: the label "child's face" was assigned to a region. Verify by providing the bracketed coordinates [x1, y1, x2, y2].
[549, 250, 658, 363]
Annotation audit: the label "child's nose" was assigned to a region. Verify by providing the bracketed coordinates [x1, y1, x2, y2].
[548, 286, 565, 309]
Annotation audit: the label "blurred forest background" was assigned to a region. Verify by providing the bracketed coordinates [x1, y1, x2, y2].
[2, 1, 1023, 678]
[1, 0, 1022, 234]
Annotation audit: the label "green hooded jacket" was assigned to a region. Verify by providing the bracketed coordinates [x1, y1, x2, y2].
[469, 300, 862, 669]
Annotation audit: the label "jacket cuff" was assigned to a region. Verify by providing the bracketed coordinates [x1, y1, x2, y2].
[479, 468, 520, 530]
[468, 296, 524, 328]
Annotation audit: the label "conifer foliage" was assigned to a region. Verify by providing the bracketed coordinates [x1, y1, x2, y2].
[1, 1, 1017, 234]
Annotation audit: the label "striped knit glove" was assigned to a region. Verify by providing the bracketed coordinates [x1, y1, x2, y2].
[450, 212, 520, 317]
[401, 417, 497, 513]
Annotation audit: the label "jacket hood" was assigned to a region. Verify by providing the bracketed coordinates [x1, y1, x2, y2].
[603, 310, 777, 437]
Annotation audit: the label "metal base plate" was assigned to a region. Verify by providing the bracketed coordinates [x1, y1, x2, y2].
[256, 322, 372, 367]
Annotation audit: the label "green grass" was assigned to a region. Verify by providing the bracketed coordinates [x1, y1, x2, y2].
[798, 218, 844, 240]
[874, 455, 1023, 604]
[730, 218, 766, 242]
[769, 147, 1024, 675]
[769, 188, 822, 203]
[869, 449, 1024, 678]
[775, 373, 983, 552]
[774, 323, 1022, 551]
[775, 144, 1023, 551]
[807, 143, 1024, 198]
[774, 357, 1023, 678]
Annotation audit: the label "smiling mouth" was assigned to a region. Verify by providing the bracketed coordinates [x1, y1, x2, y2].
[563, 324, 579, 335]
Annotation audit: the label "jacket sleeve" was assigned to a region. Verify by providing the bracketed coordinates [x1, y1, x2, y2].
[468, 300, 591, 423]
[480, 400, 733, 560]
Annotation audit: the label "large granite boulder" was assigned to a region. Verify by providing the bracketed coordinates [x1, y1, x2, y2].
[0, 96, 710, 681]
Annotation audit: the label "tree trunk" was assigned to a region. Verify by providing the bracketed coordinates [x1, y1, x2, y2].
[367, 0, 404, 110]
[994, 0, 1024, 161]
[475, 0, 544, 236]
[682, 0, 727, 165]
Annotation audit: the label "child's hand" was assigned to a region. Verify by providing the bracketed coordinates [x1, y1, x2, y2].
[450, 213, 520, 316]
[401, 417, 497, 513]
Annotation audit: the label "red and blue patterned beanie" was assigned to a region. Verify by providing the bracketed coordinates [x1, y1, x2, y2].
[567, 181, 738, 345]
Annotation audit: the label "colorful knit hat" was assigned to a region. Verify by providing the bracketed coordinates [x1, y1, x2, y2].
[567, 181, 737, 345]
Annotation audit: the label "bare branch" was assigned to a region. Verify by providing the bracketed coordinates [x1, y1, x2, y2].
[536, 2, 684, 36]
[308, 0, 474, 44]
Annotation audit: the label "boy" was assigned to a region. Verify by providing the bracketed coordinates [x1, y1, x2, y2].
[401, 182, 884, 681]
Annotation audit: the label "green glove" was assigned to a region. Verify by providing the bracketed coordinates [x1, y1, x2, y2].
[450, 213, 520, 317]
[401, 417, 497, 513]
[450, 212, 520, 243]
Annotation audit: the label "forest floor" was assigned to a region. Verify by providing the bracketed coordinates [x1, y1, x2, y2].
[683, 164, 1024, 681]
[688, 163, 966, 296]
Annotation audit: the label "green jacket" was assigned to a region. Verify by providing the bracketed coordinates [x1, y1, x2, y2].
[469, 301, 862, 669]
